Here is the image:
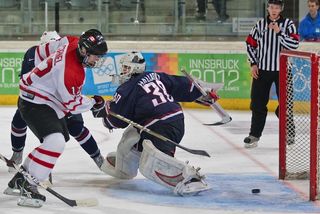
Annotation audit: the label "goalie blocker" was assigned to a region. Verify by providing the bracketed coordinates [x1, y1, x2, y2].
[101, 126, 211, 196]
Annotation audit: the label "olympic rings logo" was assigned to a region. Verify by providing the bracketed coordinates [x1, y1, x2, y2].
[92, 61, 115, 77]
[291, 62, 311, 93]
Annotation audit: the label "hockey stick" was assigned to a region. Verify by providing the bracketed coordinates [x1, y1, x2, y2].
[0, 153, 98, 207]
[181, 69, 232, 126]
[108, 111, 210, 157]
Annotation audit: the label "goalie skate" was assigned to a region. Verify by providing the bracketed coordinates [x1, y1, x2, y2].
[139, 140, 211, 196]
[174, 165, 211, 196]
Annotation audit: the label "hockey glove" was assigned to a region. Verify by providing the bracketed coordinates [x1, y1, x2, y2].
[196, 90, 219, 106]
[91, 95, 107, 118]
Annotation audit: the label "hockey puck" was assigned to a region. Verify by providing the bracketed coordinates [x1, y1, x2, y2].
[251, 189, 260, 194]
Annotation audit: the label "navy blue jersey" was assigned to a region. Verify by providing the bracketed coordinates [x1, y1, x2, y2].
[20, 46, 37, 77]
[103, 72, 202, 129]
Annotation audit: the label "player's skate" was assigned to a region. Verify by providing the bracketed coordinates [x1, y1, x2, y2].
[243, 135, 259, 148]
[8, 151, 23, 173]
[4, 167, 46, 208]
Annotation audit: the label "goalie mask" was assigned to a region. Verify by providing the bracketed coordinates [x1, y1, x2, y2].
[40, 31, 61, 45]
[113, 52, 146, 84]
[77, 29, 108, 68]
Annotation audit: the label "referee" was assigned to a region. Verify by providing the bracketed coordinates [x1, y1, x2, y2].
[244, 0, 299, 148]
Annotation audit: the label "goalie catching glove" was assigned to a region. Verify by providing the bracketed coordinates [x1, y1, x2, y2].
[91, 95, 107, 118]
[196, 90, 219, 106]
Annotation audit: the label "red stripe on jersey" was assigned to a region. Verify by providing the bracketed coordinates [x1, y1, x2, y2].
[246, 35, 258, 48]
[36, 46, 44, 61]
[26, 76, 32, 85]
[45, 43, 50, 58]
[63, 96, 77, 106]
[21, 74, 33, 86]
[28, 153, 55, 169]
[35, 147, 61, 158]
[19, 85, 71, 113]
[20, 85, 50, 101]
[290, 33, 300, 41]
[69, 96, 83, 111]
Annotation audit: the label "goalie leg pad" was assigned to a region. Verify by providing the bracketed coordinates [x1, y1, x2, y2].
[139, 140, 211, 196]
[101, 150, 140, 179]
[101, 125, 141, 179]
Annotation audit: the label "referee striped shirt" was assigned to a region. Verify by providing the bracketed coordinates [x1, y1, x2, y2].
[246, 16, 299, 72]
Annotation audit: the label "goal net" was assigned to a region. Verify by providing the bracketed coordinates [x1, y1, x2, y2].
[279, 50, 320, 201]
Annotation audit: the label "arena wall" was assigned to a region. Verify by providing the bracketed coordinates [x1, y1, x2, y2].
[0, 41, 318, 111]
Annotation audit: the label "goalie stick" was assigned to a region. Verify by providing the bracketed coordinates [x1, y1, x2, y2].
[0, 153, 98, 207]
[181, 69, 232, 126]
[108, 111, 211, 157]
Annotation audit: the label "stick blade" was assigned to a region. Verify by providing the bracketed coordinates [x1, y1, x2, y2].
[75, 198, 99, 207]
[188, 149, 211, 157]
[204, 116, 232, 126]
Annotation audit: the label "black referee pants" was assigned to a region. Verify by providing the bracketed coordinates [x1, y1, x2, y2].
[249, 70, 279, 138]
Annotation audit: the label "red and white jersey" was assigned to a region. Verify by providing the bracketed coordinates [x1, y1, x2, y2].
[34, 36, 78, 66]
[19, 37, 94, 119]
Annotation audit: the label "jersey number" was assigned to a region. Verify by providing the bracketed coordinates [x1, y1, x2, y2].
[142, 80, 173, 107]
[25, 58, 53, 85]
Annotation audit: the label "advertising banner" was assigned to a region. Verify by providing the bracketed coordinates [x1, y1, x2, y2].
[0, 51, 269, 101]
[177, 53, 251, 98]
[83, 52, 252, 99]
[0, 53, 23, 94]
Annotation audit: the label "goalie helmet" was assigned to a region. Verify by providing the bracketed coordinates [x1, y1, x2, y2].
[77, 29, 108, 67]
[40, 31, 61, 45]
[117, 51, 146, 84]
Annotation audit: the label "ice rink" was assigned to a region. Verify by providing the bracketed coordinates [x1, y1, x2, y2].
[1, 106, 320, 214]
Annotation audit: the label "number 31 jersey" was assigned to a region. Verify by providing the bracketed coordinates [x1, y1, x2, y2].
[103, 72, 203, 129]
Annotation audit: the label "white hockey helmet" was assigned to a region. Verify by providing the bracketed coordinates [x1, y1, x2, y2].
[40, 31, 61, 45]
[118, 51, 146, 84]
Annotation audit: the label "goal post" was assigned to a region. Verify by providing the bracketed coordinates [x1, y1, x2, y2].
[279, 49, 320, 201]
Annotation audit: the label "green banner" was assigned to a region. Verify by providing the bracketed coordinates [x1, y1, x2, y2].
[178, 53, 251, 98]
[0, 53, 23, 94]
[0, 52, 253, 100]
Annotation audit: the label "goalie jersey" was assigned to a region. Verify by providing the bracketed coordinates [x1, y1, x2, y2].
[103, 72, 203, 129]
[19, 37, 95, 119]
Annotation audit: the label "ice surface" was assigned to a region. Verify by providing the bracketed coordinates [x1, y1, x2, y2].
[1, 106, 319, 214]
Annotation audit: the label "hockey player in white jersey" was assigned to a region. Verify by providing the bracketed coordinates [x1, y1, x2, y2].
[5, 29, 108, 208]
[8, 31, 109, 175]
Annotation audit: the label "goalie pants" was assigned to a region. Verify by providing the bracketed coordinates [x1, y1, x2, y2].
[249, 70, 295, 139]
[135, 119, 185, 156]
